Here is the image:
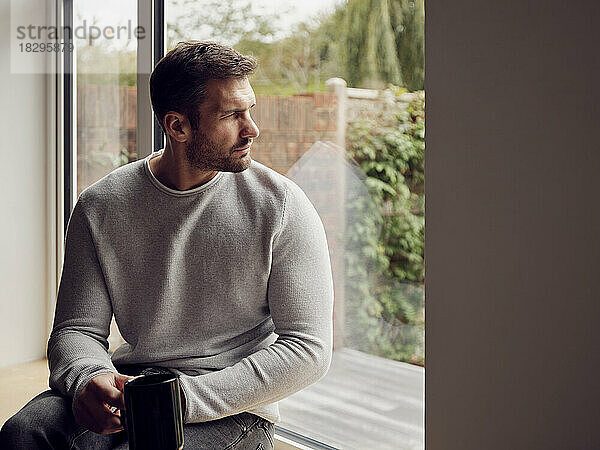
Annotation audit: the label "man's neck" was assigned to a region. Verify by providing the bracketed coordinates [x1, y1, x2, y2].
[149, 144, 219, 191]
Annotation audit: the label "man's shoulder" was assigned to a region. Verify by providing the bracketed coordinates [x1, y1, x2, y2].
[244, 160, 290, 184]
[238, 161, 315, 213]
[78, 159, 145, 208]
[237, 160, 297, 197]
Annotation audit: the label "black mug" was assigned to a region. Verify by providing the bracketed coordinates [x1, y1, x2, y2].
[123, 373, 184, 450]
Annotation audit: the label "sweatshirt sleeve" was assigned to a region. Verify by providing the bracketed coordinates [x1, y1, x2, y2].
[178, 182, 334, 423]
[47, 197, 117, 412]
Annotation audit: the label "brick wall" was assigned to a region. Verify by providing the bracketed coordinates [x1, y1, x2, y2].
[249, 93, 338, 173]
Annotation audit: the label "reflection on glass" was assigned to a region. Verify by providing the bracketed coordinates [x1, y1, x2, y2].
[286, 141, 424, 449]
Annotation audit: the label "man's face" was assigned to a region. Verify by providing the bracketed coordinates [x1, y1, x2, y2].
[185, 77, 260, 173]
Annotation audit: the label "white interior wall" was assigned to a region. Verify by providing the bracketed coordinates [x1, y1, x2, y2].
[0, 0, 49, 367]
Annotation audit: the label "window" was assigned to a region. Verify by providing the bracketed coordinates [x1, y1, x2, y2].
[61, 1, 424, 448]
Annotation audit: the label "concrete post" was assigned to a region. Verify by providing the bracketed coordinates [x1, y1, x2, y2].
[326, 77, 347, 149]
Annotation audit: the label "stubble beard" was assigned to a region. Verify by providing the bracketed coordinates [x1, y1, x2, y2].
[185, 128, 252, 173]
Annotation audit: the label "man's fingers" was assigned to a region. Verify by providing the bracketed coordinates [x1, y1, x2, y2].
[74, 373, 131, 435]
[90, 404, 123, 434]
[84, 403, 124, 434]
[90, 417, 123, 435]
[100, 386, 126, 411]
[99, 406, 125, 434]
[114, 373, 136, 391]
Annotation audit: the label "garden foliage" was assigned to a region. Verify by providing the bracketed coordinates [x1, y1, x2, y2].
[344, 89, 425, 365]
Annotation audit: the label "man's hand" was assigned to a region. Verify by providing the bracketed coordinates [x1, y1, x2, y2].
[73, 372, 135, 434]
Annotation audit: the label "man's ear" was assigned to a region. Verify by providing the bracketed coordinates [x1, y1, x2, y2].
[163, 112, 191, 143]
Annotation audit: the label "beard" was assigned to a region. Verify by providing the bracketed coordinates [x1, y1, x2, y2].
[185, 128, 252, 173]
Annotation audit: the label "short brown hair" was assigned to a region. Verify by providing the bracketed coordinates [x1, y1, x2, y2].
[150, 41, 257, 131]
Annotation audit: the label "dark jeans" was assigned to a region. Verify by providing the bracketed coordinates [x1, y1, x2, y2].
[0, 366, 274, 450]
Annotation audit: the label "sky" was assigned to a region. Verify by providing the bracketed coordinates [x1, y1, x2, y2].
[240, 0, 344, 30]
[77, 0, 344, 33]
[74, 0, 345, 51]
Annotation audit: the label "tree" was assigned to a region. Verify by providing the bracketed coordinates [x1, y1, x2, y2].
[167, 0, 283, 49]
[236, 22, 329, 96]
[390, 0, 425, 91]
[320, 0, 424, 90]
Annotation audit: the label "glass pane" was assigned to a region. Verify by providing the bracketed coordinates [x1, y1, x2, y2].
[75, 0, 138, 197]
[75, 1, 138, 350]
[166, 1, 425, 448]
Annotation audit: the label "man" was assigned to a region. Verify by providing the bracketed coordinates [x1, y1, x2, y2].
[0, 41, 334, 449]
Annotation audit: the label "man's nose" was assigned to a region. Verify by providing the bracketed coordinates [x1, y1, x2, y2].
[241, 116, 260, 140]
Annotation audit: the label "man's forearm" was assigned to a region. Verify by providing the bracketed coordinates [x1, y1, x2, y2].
[49, 196, 116, 407]
[47, 327, 117, 407]
[175, 330, 331, 423]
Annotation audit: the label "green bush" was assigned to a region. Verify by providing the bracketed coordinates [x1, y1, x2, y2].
[344, 89, 425, 365]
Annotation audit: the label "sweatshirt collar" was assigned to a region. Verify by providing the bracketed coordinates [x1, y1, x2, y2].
[144, 150, 224, 196]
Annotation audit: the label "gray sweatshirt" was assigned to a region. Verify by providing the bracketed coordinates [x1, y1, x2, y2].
[47, 152, 334, 424]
